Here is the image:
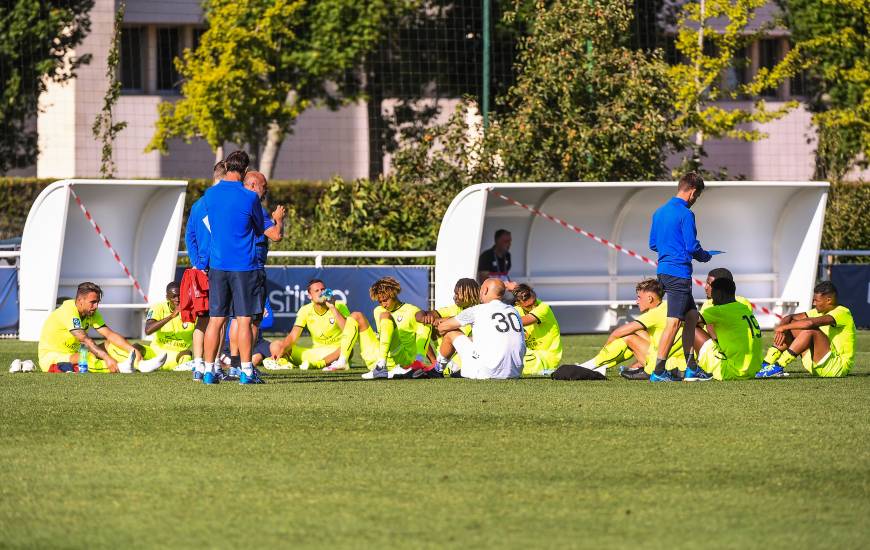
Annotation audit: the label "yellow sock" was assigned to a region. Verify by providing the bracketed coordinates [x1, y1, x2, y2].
[763, 347, 783, 365]
[777, 349, 798, 367]
[593, 338, 634, 369]
[340, 317, 359, 361]
[378, 317, 395, 362]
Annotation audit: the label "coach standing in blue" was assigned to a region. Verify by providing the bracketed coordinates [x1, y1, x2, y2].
[648, 172, 712, 382]
[201, 150, 266, 385]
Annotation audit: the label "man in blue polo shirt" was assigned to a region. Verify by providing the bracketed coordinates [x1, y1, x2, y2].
[183, 161, 225, 379]
[220, 170, 285, 374]
[648, 172, 712, 382]
[201, 150, 266, 385]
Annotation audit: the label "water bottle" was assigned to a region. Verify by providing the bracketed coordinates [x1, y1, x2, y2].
[322, 288, 334, 302]
[77, 344, 89, 373]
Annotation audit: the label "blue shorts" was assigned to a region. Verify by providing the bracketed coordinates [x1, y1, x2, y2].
[658, 274, 696, 320]
[253, 338, 272, 360]
[208, 269, 265, 318]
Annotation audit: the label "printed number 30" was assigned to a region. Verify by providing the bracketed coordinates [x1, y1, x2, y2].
[492, 312, 522, 333]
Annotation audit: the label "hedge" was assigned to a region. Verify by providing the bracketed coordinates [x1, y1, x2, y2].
[0, 176, 327, 242]
[1, 177, 867, 264]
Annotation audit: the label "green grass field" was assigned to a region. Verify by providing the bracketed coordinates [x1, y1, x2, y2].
[1, 333, 868, 548]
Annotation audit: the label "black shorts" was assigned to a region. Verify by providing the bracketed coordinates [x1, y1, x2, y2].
[253, 338, 272, 360]
[658, 274, 696, 320]
[208, 269, 265, 318]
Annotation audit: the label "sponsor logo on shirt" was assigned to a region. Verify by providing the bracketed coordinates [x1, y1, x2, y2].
[72, 318, 82, 329]
[396, 315, 404, 322]
[329, 318, 335, 325]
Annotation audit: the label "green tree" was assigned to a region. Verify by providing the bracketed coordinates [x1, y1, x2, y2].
[0, 0, 92, 174]
[779, 0, 868, 180]
[147, 0, 410, 179]
[669, 0, 808, 175]
[485, 0, 684, 182]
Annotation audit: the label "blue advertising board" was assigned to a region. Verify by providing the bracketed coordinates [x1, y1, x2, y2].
[174, 265, 431, 332]
[0, 268, 17, 334]
[830, 264, 870, 328]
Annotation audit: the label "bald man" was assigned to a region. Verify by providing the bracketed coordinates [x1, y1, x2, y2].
[434, 278, 527, 379]
[222, 170, 286, 374]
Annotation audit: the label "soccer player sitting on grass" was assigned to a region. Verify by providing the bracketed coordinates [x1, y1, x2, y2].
[335, 276, 429, 379]
[38, 282, 166, 373]
[691, 277, 762, 380]
[565, 278, 685, 381]
[512, 284, 562, 376]
[269, 279, 353, 371]
[414, 278, 481, 376]
[700, 267, 752, 313]
[756, 281, 856, 378]
[144, 282, 194, 370]
[434, 278, 526, 379]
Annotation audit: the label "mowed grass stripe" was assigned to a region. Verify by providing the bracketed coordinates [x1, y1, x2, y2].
[0, 334, 868, 548]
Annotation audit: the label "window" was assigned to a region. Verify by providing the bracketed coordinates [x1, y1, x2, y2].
[759, 39, 780, 98]
[120, 27, 144, 91]
[791, 70, 808, 97]
[723, 47, 749, 97]
[156, 27, 181, 92]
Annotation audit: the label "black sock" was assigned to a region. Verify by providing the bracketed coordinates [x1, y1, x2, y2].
[230, 355, 241, 369]
[654, 358, 667, 375]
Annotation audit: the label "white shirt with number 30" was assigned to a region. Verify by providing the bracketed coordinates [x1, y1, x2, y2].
[455, 301, 526, 378]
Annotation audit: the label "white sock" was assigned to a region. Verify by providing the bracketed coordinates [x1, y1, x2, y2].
[580, 359, 597, 369]
[204, 362, 214, 374]
[331, 357, 347, 368]
[593, 366, 607, 376]
[241, 362, 254, 376]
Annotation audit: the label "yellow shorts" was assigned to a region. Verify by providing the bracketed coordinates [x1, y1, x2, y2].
[287, 345, 339, 368]
[148, 345, 192, 371]
[358, 327, 412, 369]
[801, 350, 852, 378]
[522, 349, 562, 376]
[697, 339, 756, 380]
[38, 343, 130, 373]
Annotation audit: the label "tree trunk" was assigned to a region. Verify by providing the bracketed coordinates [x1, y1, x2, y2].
[214, 145, 224, 164]
[260, 121, 285, 181]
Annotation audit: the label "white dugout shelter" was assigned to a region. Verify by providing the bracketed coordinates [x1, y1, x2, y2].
[19, 180, 187, 340]
[435, 182, 829, 333]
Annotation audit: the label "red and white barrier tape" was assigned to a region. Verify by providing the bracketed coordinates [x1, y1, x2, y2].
[69, 185, 149, 302]
[487, 188, 781, 319]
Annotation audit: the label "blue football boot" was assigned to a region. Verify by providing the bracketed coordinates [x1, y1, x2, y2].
[649, 370, 677, 382]
[755, 363, 787, 378]
[684, 365, 712, 381]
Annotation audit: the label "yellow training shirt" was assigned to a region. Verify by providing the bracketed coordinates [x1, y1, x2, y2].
[146, 300, 194, 351]
[38, 300, 106, 356]
[295, 301, 352, 347]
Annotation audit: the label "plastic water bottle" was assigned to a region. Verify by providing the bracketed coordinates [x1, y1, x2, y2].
[322, 288, 334, 301]
[77, 344, 89, 373]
